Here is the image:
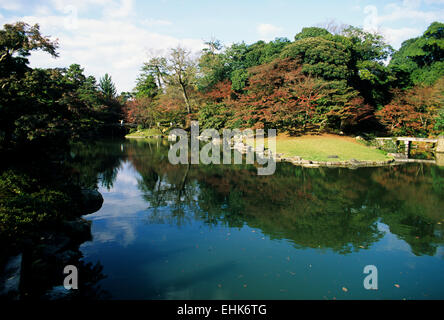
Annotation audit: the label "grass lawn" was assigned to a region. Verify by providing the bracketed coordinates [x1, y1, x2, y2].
[125, 128, 163, 138]
[247, 134, 390, 162]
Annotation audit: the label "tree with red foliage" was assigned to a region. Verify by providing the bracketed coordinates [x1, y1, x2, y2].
[227, 58, 326, 131]
[199, 79, 234, 103]
[376, 82, 442, 137]
[326, 96, 375, 132]
[123, 97, 158, 128]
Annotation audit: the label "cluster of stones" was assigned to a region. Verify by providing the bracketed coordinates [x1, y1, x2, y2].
[276, 156, 395, 168]
[228, 140, 395, 169]
[127, 133, 164, 139]
[231, 141, 274, 159]
[155, 133, 444, 167]
[137, 134, 163, 139]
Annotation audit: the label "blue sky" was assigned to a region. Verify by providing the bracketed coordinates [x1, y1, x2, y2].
[0, 0, 443, 92]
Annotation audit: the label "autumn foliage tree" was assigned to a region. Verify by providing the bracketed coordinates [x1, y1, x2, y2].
[224, 57, 376, 133]
[196, 57, 376, 134]
[376, 79, 443, 137]
[124, 22, 442, 136]
[197, 80, 234, 130]
[124, 97, 158, 128]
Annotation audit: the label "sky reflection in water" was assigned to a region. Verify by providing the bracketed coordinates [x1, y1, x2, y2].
[77, 139, 444, 300]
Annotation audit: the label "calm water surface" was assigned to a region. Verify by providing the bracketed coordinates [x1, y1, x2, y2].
[73, 139, 444, 300]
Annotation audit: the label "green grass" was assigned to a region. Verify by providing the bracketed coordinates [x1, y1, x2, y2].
[125, 128, 163, 138]
[247, 134, 391, 162]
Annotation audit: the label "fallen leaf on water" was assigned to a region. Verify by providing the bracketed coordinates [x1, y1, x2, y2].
[289, 272, 296, 276]
[342, 287, 348, 292]
[394, 284, 400, 288]
[243, 284, 248, 288]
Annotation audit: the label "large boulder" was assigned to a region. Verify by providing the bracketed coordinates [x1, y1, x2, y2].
[80, 189, 103, 215]
[62, 218, 91, 238]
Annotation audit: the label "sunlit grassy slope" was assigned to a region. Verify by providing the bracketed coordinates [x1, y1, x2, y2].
[247, 134, 390, 162]
[125, 128, 163, 138]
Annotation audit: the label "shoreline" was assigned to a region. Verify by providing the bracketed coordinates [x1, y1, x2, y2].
[124, 135, 440, 169]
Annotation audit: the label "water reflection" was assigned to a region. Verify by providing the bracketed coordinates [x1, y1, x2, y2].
[0, 155, 110, 300]
[74, 139, 444, 257]
[67, 139, 444, 300]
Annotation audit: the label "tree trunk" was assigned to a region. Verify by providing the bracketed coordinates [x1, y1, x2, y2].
[180, 82, 191, 114]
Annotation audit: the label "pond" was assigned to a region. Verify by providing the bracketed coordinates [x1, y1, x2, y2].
[72, 138, 444, 300]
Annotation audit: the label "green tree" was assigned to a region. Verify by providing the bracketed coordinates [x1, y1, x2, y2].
[198, 39, 229, 91]
[63, 64, 86, 88]
[99, 73, 117, 100]
[62, 64, 101, 108]
[281, 36, 352, 80]
[294, 27, 331, 40]
[133, 71, 158, 99]
[77, 75, 100, 107]
[142, 57, 168, 90]
[164, 46, 197, 114]
[0, 22, 58, 77]
[390, 21, 444, 86]
[0, 22, 63, 152]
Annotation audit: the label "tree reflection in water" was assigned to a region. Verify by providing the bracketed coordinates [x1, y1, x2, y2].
[79, 139, 444, 257]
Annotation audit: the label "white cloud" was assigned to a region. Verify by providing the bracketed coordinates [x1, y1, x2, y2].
[34, 6, 52, 16]
[402, 0, 422, 8]
[378, 2, 443, 23]
[424, 0, 444, 4]
[380, 26, 422, 48]
[141, 18, 173, 27]
[50, 0, 109, 12]
[361, 1, 442, 48]
[257, 23, 283, 40]
[0, 5, 204, 93]
[103, 0, 134, 18]
[0, 0, 23, 11]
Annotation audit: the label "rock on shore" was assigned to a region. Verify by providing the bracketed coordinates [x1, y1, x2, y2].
[80, 189, 104, 215]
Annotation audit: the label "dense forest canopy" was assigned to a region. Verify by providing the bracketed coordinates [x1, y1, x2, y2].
[0, 20, 443, 157]
[124, 21, 444, 137]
